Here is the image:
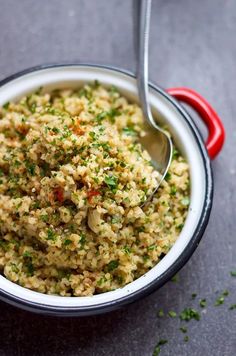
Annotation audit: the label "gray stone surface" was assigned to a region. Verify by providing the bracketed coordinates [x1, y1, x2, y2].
[0, 0, 235, 355]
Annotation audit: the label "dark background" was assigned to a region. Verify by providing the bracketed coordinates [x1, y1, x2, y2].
[0, 0, 235, 355]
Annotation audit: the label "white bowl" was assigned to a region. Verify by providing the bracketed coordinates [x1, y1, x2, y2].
[0, 64, 219, 316]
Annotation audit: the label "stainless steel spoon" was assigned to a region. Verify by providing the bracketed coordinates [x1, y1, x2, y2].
[134, 0, 173, 198]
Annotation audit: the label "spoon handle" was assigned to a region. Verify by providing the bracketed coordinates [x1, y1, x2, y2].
[134, 0, 156, 128]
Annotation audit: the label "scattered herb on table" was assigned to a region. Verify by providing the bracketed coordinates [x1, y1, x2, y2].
[153, 340, 168, 356]
[230, 270, 236, 277]
[180, 326, 187, 333]
[215, 290, 229, 306]
[157, 309, 164, 318]
[168, 310, 177, 318]
[171, 274, 179, 283]
[199, 299, 207, 308]
[179, 308, 201, 321]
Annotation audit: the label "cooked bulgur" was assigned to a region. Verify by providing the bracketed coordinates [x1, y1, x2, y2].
[0, 82, 189, 296]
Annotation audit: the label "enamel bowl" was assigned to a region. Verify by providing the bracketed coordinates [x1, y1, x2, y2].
[0, 64, 225, 316]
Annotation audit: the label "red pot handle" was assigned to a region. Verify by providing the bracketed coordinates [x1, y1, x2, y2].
[166, 87, 225, 159]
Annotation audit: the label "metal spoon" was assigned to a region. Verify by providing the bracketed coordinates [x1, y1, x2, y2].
[134, 0, 173, 199]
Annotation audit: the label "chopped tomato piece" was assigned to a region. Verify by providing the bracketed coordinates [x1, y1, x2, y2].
[54, 187, 64, 203]
[73, 120, 85, 136]
[87, 190, 100, 203]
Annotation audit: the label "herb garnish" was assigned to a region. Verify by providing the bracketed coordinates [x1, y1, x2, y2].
[153, 340, 168, 356]
[179, 308, 200, 321]
[107, 260, 119, 272]
[104, 175, 118, 190]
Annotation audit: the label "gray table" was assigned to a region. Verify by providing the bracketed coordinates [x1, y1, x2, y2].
[0, 0, 235, 355]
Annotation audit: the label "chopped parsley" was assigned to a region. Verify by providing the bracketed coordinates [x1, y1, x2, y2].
[165, 172, 171, 181]
[179, 326, 187, 333]
[168, 310, 177, 318]
[122, 127, 137, 136]
[171, 274, 179, 283]
[25, 161, 36, 176]
[40, 214, 49, 222]
[104, 175, 118, 190]
[179, 308, 200, 321]
[199, 299, 207, 308]
[3, 101, 10, 110]
[230, 270, 236, 277]
[153, 340, 168, 356]
[215, 290, 229, 306]
[229, 304, 236, 310]
[123, 246, 131, 255]
[63, 239, 72, 246]
[107, 260, 119, 272]
[79, 233, 86, 248]
[157, 309, 164, 318]
[47, 228, 57, 241]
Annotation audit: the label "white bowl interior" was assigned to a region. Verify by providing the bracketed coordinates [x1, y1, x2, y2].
[0, 66, 208, 308]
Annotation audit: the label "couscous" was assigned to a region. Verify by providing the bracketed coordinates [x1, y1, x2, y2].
[0, 82, 189, 296]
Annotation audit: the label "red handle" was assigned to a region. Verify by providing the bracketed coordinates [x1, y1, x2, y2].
[166, 87, 225, 159]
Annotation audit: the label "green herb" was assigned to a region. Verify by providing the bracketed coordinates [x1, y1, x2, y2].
[170, 185, 177, 195]
[79, 233, 86, 248]
[177, 223, 184, 230]
[172, 149, 179, 160]
[184, 335, 189, 342]
[32, 201, 40, 209]
[26, 262, 34, 276]
[89, 131, 96, 140]
[97, 276, 107, 286]
[191, 293, 197, 299]
[47, 228, 57, 241]
[95, 111, 107, 123]
[171, 274, 179, 283]
[104, 175, 118, 190]
[153, 340, 168, 356]
[107, 108, 120, 123]
[168, 310, 177, 318]
[23, 251, 32, 258]
[147, 245, 156, 251]
[199, 299, 207, 308]
[11, 263, 19, 273]
[52, 127, 60, 134]
[3, 101, 10, 110]
[179, 326, 187, 333]
[229, 304, 236, 310]
[165, 172, 171, 181]
[181, 197, 190, 206]
[40, 214, 49, 222]
[143, 255, 150, 262]
[119, 161, 126, 168]
[109, 85, 118, 94]
[25, 161, 36, 176]
[215, 290, 229, 306]
[107, 260, 119, 272]
[230, 271, 236, 277]
[94, 79, 100, 88]
[122, 127, 137, 136]
[157, 309, 164, 318]
[111, 217, 120, 224]
[63, 239, 72, 246]
[179, 308, 200, 321]
[123, 246, 131, 255]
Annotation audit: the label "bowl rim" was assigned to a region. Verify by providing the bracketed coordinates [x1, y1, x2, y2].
[0, 63, 213, 315]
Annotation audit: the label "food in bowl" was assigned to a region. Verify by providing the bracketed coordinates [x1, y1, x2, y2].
[0, 82, 189, 296]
